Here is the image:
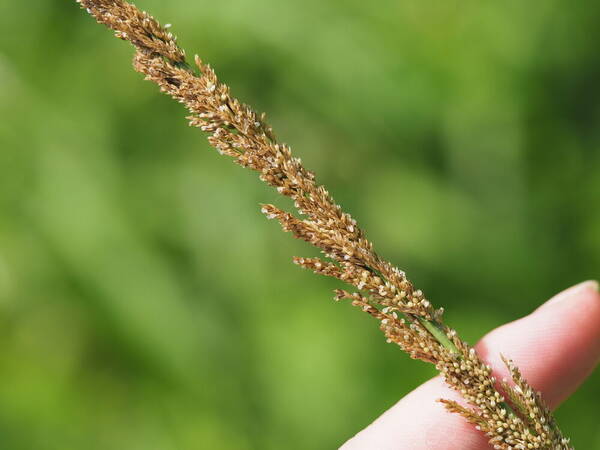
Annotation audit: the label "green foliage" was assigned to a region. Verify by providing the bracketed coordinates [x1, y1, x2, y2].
[0, 0, 598, 448]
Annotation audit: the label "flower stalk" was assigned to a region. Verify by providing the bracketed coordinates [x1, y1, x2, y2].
[416, 316, 460, 356]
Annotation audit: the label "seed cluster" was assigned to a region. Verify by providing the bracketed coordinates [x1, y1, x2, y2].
[77, 1, 572, 448]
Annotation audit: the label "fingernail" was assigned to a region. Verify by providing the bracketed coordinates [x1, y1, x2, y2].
[540, 280, 599, 310]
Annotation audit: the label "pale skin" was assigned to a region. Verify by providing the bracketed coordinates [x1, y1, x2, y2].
[341, 281, 600, 450]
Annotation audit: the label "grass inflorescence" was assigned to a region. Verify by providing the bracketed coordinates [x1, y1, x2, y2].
[76, 1, 573, 448]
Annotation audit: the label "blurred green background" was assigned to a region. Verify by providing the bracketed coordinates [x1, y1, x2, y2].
[0, 0, 599, 448]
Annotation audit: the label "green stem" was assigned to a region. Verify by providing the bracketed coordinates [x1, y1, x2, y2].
[416, 316, 460, 356]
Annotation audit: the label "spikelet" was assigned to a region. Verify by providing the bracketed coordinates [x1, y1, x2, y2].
[76, 1, 573, 448]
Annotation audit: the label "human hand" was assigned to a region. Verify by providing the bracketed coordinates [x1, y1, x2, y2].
[341, 281, 600, 450]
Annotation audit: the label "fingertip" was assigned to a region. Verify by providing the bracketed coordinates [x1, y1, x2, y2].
[341, 283, 600, 449]
[476, 281, 600, 408]
[537, 280, 599, 311]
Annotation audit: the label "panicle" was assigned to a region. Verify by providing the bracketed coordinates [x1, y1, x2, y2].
[77, 2, 574, 448]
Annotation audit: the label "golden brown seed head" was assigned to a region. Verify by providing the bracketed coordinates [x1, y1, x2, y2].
[77, 2, 573, 448]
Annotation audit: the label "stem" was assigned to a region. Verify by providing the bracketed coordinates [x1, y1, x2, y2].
[416, 316, 461, 356]
[363, 265, 461, 357]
